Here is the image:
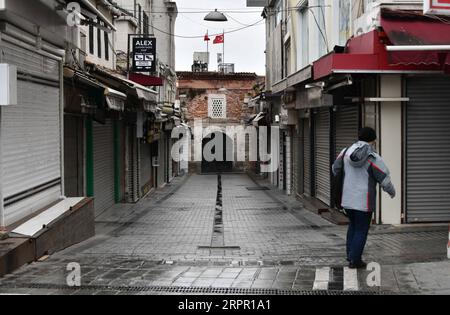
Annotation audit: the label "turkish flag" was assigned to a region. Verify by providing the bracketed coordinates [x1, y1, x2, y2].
[213, 34, 224, 44]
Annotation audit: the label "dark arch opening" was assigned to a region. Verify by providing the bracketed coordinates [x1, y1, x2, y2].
[201, 132, 233, 174]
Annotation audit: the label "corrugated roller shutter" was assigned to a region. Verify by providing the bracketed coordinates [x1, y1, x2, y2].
[292, 128, 301, 195]
[315, 108, 331, 206]
[335, 105, 359, 157]
[406, 77, 450, 223]
[140, 142, 152, 193]
[64, 116, 84, 197]
[168, 138, 173, 181]
[2, 80, 61, 225]
[0, 38, 59, 82]
[157, 135, 166, 188]
[93, 120, 115, 215]
[127, 126, 139, 202]
[303, 119, 311, 197]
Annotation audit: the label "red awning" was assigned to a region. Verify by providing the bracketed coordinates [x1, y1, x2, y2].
[129, 73, 164, 86]
[381, 10, 450, 66]
[313, 30, 443, 80]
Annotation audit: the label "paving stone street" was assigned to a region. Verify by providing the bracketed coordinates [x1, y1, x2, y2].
[0, 174, 449, 295]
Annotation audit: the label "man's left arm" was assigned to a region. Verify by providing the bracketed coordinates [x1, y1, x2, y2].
[369, 155, 396, 198]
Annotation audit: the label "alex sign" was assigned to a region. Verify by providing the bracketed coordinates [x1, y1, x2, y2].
[132, 38, 156, 73]
[424, 0, 450, 15]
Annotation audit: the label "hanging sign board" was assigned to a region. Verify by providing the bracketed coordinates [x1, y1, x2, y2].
[424, 0, 450, 15]
[132, 37, 156, 72]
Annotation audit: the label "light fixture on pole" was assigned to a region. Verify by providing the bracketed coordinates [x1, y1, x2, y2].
[204, 9, 228, 22]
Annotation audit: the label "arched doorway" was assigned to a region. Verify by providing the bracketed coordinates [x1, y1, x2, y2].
[201, 132, 233, 173]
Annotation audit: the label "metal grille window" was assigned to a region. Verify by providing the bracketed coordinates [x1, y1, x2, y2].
[208, 94, 227, 119]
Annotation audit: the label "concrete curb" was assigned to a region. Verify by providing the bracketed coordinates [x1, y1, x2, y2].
[0, 198, 95, 278]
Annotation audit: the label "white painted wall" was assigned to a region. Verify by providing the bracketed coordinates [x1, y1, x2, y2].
[83, 1, 116, 70]
[379, 75, 402, 225]
[115, 19, 137, 54]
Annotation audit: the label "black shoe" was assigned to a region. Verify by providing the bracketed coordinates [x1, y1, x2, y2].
[349, 261, 367, 269]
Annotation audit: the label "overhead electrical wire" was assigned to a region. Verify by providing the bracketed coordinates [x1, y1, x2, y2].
[103, 4, 331, 43]
[115, 5, 329, 15]
[179, 13, 225, 31]
[152, 18, 266, 39]
[224, 13, 262, 27]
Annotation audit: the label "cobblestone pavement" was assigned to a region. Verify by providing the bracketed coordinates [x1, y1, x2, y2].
[0, 174, 448, 295]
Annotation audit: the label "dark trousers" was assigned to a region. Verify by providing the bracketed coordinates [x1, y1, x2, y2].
[346, 209, 372, 264]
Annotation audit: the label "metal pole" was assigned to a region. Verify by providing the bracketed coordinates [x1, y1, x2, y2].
[223, 30, 225, 69]
[207, 30, 209, 70]
[127, 33, 131, 79]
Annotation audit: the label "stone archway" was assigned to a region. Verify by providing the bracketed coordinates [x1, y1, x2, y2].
[201, 132, 233, 174]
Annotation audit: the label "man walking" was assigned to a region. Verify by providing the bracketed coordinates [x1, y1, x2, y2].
[332, 127, 396, 269]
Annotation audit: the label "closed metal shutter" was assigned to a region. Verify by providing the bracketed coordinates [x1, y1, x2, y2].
[168, 138, 173, 181]
[279, 131, 285, 189]
[303, 119, 311, 197]
[315, 108, 331, 205]
[1, 34, 62, 226]
[93, 120, 115, 215]
[127, 125, 139, 202]
[335, 105, 359, 157]
[406, 77, 450, 223]
[2, 80, 62, 225]
[0, 36, 59, 82]
[157, 135, 166, 187]
[64, 116, 84, 197]
[140, 142, 152, 195]
[293, 126, 302, 195]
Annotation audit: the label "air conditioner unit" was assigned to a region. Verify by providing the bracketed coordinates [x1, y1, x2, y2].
[0, 64, 17, 106]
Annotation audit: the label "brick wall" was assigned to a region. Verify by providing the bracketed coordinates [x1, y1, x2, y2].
[177, 72, 265, 174]
[177, 72, 264, 122]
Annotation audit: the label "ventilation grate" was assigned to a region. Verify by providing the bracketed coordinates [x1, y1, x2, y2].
[2, 283, 392, 295]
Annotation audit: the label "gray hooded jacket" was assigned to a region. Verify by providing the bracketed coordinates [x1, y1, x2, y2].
[332, 141, 396, 213]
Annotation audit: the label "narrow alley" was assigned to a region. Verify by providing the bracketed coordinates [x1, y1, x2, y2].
[0, 174, 448, 295]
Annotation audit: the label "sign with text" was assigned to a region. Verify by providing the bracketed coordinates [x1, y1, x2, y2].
[132, 37, 156, 73]
[424, 0, 450, 15]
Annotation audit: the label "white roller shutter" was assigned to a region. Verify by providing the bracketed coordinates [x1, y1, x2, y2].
[406, 77, 450, 223]
[93, 120, 115, 215]
[335, 105, 359, 157]
[140, 142, 152, 195]
[2, 81, 62, 225]
[157, 135, 166, 188]
[303, 119, 311, 197]
[0, 28, 63, 226]
[127, 125, 139, 203]
[315, 108, 331, 206]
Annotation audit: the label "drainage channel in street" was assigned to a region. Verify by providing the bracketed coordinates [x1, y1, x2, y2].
[198, 174, 241, 255]
[0, 283, 393, 295]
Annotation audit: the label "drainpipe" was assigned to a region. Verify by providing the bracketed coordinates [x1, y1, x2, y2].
[60, 55, 65, 198]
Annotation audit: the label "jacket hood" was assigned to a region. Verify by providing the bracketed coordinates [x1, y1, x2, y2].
[349, 141, 375, 168]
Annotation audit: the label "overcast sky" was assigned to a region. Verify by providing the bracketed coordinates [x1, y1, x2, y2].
[174, 0, 266, 75]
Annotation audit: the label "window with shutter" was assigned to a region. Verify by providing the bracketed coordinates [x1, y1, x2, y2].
[208, 94, 227, 119]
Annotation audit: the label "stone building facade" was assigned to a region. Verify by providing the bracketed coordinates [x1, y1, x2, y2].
[177, 72, 265, 174]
